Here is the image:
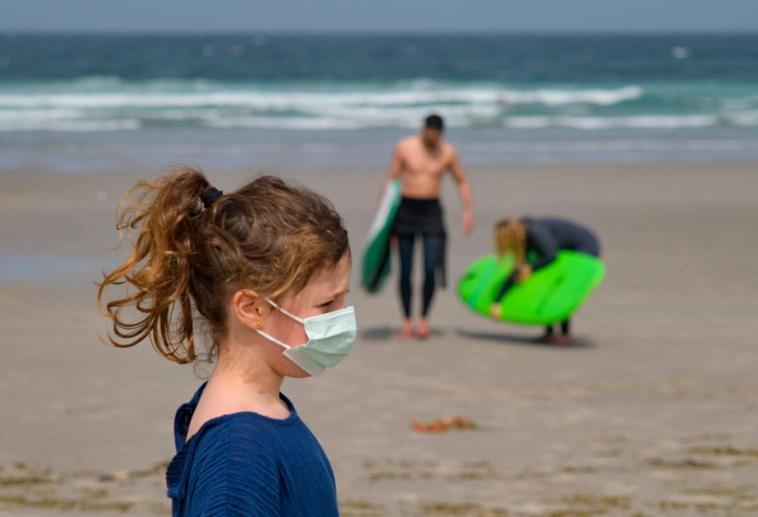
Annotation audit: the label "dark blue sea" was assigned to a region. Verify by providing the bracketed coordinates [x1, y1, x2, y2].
[2, 33, 758, 172]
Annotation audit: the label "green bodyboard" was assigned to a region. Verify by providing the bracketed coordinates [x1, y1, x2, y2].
[458, 251, 605, 325]
[361, 180, 401, 293]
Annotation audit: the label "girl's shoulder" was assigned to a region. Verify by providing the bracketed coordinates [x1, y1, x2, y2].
[167, 412, 287, 514]
[196, 400, 300, 447]
[167, 394, 300, 505]
[188, 413, 287, 472]
[174, 383, 297, 444]
[186, 390, 297, 442]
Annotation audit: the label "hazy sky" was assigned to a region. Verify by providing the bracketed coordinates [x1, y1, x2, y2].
[3, 0, 758, 33]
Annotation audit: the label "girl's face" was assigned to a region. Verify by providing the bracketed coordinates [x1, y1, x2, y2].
[263, 254, 352, 378]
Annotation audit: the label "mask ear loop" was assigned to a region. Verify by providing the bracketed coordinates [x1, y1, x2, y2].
[266, 299, 305, 324]
[255, 328, 293, 350]
[257, 299, 307, 349]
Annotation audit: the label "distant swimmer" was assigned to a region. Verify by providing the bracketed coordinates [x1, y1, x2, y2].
[380, 114, 474, 340]
[491, 217, 601, 344]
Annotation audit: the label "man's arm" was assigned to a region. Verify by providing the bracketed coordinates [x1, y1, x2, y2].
[449, 148, 474, 234]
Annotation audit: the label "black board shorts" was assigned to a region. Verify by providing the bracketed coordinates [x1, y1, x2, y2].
[392, 197, 447, 236]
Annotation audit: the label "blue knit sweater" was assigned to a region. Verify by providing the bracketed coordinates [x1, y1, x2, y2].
[166, 383, 339, 516]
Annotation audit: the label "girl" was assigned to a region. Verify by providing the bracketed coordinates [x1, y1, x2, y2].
[97, 168, 356, 516]
[491, 217, 600, 344]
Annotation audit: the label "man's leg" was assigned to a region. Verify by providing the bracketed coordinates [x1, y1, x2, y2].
[397, 234, 415, 338]
[418, 232, 445, 338]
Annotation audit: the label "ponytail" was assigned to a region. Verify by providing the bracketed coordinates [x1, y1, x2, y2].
[97, 167, 212, 364]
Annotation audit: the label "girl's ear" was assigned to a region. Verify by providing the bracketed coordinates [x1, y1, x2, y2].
[232, 289, 270, 331]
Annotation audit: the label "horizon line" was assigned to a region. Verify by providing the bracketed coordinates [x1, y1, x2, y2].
[2, 28, 758, 37]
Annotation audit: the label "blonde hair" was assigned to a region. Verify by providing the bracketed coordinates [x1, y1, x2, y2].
[494, 218, 526, 265]
[97, 167, 349, 364]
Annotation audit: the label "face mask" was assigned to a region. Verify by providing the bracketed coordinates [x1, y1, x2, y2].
[256, 299, 357, 376]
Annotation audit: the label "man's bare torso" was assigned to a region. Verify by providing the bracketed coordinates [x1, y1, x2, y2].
[396, 136, 455, 199]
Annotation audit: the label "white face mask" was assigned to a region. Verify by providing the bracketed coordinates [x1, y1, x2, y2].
[256, 299, 357, 376]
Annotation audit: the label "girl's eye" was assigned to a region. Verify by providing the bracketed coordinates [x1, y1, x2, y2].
[318, 291, 347, 311]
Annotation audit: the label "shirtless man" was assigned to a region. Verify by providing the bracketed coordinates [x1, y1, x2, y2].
[381, 114, 474, 339]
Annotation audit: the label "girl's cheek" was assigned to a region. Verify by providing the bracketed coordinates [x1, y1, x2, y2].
[283, 316, 308, 343]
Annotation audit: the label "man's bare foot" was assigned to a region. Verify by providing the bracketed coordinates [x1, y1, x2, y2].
[415, 319, 431, 340]
[556, 334, 573, 345]
[395, 320, 415, 340]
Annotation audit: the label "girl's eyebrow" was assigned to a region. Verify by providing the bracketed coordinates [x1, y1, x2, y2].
[321, 287, 350, 303]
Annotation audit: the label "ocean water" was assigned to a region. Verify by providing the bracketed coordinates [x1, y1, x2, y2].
[2, 33, 758, 171]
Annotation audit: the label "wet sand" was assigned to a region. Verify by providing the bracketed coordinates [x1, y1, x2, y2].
[1, 162, 757, 516]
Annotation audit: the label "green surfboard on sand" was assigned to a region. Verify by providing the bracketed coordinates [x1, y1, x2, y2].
[362, 180, 401, 293]
[458, 251, 605, 325]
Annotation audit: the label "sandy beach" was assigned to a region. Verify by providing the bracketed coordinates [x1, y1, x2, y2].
[1, 161, 758, 516]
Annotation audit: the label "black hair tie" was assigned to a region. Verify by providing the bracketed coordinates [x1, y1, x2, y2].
[200, 186, 223, 208]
